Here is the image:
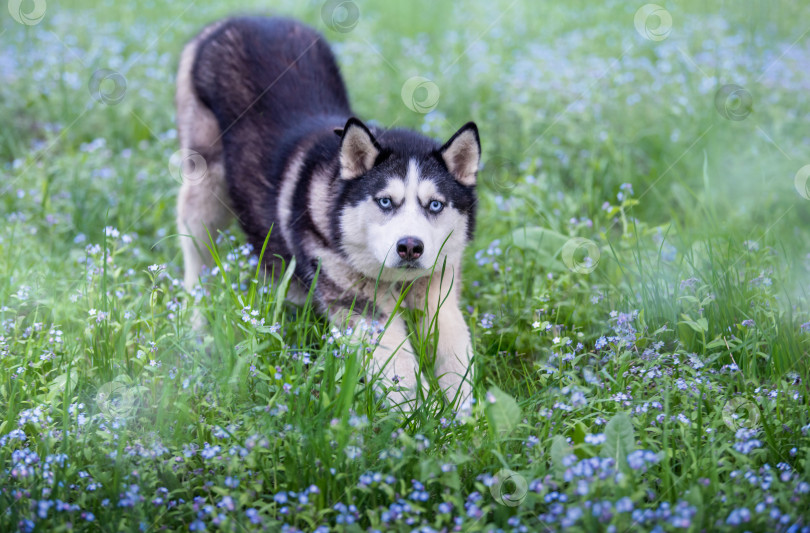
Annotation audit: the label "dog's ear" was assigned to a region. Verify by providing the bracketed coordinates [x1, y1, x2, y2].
[440, 122, 480, 187]
[339, 118, 380, 180]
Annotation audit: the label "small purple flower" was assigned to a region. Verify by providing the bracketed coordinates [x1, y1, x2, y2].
[218, 496, 235, 511]
[200, 444, 221, 460]
[584, 433, 606, 445]
[627, 450, 659, 471]
[479, 313, 495, 329]
[245, 508, 261, 525]
[726, 507, 751, 526]
[733, 428, 762, 455]
[616, 497, 634, 513]
[571, 391, 587, 407]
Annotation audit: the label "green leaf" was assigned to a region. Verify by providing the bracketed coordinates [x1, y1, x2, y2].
[804, 449, 810, 480]
[48, 371, 78, 402]
[443, 470, 461, 490]
[273, 256, 296, 326]
[685, 483, 704, 510]
[485, 386, 522, 436]
[705, 337, 727, 350]
[449, 451, 473, 465]
[550, 435, 573, 476]
[603, 412, 635, 468]
[334, 348, 361, 418]
[419, 457, 439, 479]
[572, 422, 588, 445]
[679, 313, 708, 333]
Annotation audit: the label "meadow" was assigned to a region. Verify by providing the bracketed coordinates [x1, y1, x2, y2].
[2, 0, 810, 531]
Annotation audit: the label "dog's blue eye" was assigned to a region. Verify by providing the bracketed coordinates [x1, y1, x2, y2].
[429, 200, 444, 213]
[377, 197, 392, 209]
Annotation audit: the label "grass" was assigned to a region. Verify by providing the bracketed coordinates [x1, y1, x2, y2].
[2, 0, 810, 531]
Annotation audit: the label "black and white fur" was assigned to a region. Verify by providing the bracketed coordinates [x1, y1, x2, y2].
[175, 16, 480, 412]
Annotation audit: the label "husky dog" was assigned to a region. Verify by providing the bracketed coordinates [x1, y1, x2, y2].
[175, 16, 480, 412]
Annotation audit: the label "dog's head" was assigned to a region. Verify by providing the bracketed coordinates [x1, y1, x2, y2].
[336, 118, 479, 281]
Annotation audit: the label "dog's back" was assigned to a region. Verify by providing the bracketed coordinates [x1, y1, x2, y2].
[192, 17, 352, 138]
[175, 17, 352, 292]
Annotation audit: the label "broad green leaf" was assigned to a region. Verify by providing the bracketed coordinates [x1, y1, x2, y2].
[706, 337, 727, 350]
[273, 256, 296, 325]
[485, 386, 522, 437]
[685, 484, 704, 510]
[48, 372, 78, 402]
[679, 313, 708, 333]
[419, 457, 439, 479]
[550, 435, 573, 476]
[572, 422, 588, 445]
[603, 411, 635, 468]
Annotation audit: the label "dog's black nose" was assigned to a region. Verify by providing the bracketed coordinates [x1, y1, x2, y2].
[397, 237, 424, 260]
